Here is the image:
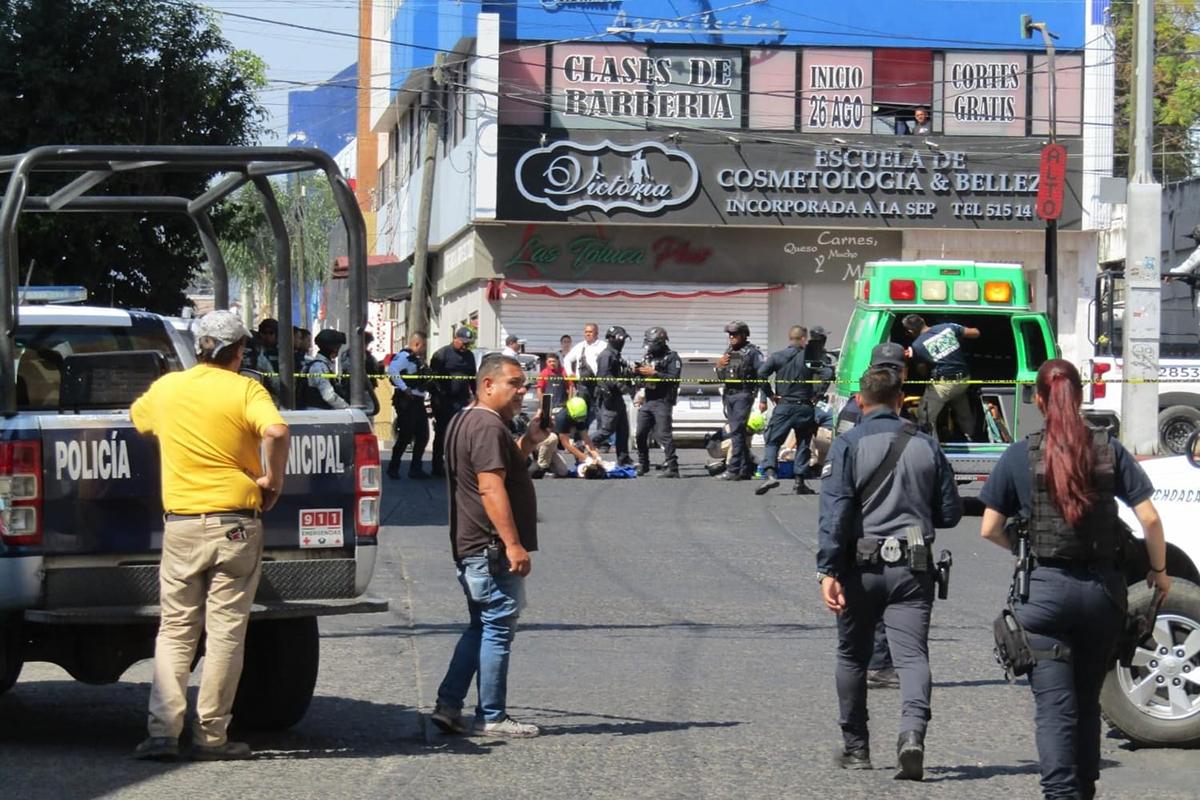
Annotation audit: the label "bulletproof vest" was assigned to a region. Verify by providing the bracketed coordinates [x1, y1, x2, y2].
[397, 348, 429, 391]
[298, 354, 335, 410]
[1029, 428, 1121, 561]
[721, 345, 760, 391]
[643, 351, 679, 402]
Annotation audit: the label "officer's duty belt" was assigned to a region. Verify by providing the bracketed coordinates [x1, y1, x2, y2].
[855, 536, 929, 569]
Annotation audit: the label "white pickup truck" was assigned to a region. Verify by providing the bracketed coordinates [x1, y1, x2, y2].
[1100, 439, 1200, 747]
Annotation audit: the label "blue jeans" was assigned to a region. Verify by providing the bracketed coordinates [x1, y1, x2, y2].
[436, 553, 526, 722]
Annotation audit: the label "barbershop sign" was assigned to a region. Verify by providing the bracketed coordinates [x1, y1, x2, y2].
[498, 134, 1081, 230]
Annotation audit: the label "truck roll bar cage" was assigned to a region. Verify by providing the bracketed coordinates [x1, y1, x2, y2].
[0, 145, 369, 414]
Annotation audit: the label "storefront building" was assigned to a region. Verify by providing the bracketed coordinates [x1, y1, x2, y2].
[363, 1, 1112, 359]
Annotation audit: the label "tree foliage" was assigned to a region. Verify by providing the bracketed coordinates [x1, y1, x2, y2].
[220, 176, 342, 325]
[1112, 0, 1200, 181]
[0, 0, 266, 312]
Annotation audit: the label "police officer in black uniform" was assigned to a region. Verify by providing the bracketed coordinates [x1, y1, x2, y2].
[833, 341, 911, 691]
[979, 359, 1170, 800]
[715, 320, 767, 481]
[301, 329, 349, 410]
[429, 327, 477, 477]
[817, 366, 962, 780]
[387, 331, 431, 479]
[756, 325, 832, 496]
[590, 325, 634, 467]
[634, 326, 681, 478]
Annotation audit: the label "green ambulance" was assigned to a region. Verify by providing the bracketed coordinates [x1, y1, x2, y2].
[832, 260, 1056, 490]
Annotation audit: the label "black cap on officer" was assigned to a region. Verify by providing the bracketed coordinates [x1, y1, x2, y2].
[724, 320, 750, 337]
[606, 325, 629, 352]
[809, 325, 828, 342]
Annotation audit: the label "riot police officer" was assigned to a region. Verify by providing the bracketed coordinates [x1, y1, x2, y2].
[428, 327, 477, 477]
[756, 325, 832, 496]
[979, 359, 1170, 799]
[590, 325, 634, 467]
[715, 320, 767, 481]
[817, 366, 962, 780]
[634, 326, 681, 478]
[301, 329, 349, 410]
[387, 331, 431, 479]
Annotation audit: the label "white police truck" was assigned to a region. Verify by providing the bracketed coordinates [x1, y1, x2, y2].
[0, 147, 387, 730]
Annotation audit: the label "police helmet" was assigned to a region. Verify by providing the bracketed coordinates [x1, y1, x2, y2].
[747, 410, 766, 433]
[566, 396, 588, 421]
[808, 325, 828, 342]
[314, 328, 347, 352]
[605, 325, 629, 351]
[643, 326, 669, 344]
[724, 320, 750, 337]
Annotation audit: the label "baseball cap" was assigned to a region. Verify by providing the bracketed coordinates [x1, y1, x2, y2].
[194, 310, 251, 357]
[870, 342, 907, 371]
[455, 326, 476, 343]
[809, 325, 828, 341]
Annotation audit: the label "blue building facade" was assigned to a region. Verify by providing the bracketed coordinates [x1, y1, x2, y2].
[288, 62, 357, 155]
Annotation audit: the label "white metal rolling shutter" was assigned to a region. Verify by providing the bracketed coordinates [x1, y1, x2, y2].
[499, 283, 771, 356]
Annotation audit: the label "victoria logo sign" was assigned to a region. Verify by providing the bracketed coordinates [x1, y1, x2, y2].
[515, 140, 699, 215]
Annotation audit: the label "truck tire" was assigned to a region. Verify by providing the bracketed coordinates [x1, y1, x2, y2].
[231, 616, 320, 731]
[1101, 580, 1200, 747]
[1158, 405, 1200, 455]
[0, 622, 23, 695]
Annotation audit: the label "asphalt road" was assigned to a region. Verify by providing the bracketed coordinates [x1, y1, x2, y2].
[2, 450, 1198, 799]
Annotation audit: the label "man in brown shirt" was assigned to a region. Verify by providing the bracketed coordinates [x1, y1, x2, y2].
[430, 354, 550, 738]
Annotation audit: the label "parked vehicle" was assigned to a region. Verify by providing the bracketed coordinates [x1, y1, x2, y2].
[0, 146, 387, 730]
[1082, 268, 1200, 454]
[1101, 432, 1200, 747]
[831, 260, 1056, 490]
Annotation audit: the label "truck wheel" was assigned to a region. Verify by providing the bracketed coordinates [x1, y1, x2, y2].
[1158, 406, 1200, 455]
[0, 623, 23, 695]
[1101, 580, 1200, 746]
[231, 616, 320, 731]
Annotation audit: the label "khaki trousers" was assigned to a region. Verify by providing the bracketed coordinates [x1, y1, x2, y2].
[147, 514, 263, 746]
[920, 379, 974, 441]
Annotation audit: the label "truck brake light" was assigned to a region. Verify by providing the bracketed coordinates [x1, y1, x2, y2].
[890, 280, 916, 301]
[354, 433, 381, 538]
[1092, 361, 1111, 400]
[0, 440, 42, 546]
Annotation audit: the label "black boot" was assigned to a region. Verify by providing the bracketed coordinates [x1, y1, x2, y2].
[794, 479, 816, 495]
[895, 731, 924, 781]
[658, 463, 680, 478]
[835, 746, 872, 770]
[636, 463, 650, 477]
[755, 468, 780, 496]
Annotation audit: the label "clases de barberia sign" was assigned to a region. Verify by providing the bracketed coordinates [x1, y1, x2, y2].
[502, 43, 1082, 136]
[498, 134, 1082, 230]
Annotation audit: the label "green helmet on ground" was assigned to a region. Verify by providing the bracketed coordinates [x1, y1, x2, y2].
[566, 396, 588, 421]
[747, 411, 766, 433]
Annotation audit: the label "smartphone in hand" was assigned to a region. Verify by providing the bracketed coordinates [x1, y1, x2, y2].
[539, 394, 552, 429]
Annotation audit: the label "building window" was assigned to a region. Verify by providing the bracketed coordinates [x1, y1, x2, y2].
[872, 49, 934, 135]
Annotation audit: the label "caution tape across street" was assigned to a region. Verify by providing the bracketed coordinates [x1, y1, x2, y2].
[269, 373, 1193, 386]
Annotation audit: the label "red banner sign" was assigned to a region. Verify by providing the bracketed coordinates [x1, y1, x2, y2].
[1036, 143, 1068, 221]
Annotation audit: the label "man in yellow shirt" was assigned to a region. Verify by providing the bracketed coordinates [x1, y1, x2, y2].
[130, 310, 290, 761]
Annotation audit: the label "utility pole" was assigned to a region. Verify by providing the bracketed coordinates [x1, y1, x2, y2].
[407, 53, 446, 338]
[1022, 14, 1060, 337]
[1121, 0, 1163, 455]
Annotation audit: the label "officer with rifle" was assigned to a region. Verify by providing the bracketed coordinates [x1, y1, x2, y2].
[634, 326, 682, 478]
[715, 320, 767, 481]
[979, 359, 1170, 800]
[817, 366, 961, 781]
[590, 325, 635, 467]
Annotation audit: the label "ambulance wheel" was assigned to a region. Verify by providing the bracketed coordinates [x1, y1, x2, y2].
[1101, 580, 1200, 747]
[0, 622, 22, 695]
[1158, 406, 1200, 456]
[232, 616, 320, 730]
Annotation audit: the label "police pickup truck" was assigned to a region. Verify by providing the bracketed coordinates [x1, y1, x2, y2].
[0, 145, 388, 731]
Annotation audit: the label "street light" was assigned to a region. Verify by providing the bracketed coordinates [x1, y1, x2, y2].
[1022, 14, 1061, 336]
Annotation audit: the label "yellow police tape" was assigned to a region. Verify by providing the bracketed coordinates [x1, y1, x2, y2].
[269, 373, 1190, 386]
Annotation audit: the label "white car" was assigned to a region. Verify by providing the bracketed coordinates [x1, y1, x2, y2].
[1101, 441, 1200, 747]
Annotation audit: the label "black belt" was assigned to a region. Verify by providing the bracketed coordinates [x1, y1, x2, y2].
[1036, 556, 1117, 570]
[778, 398, 814, 406]
[932, 371, 968, 381]
[165, 508, 258, 522]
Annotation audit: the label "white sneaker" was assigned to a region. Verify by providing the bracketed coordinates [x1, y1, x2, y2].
[475, 715, 540, 738]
